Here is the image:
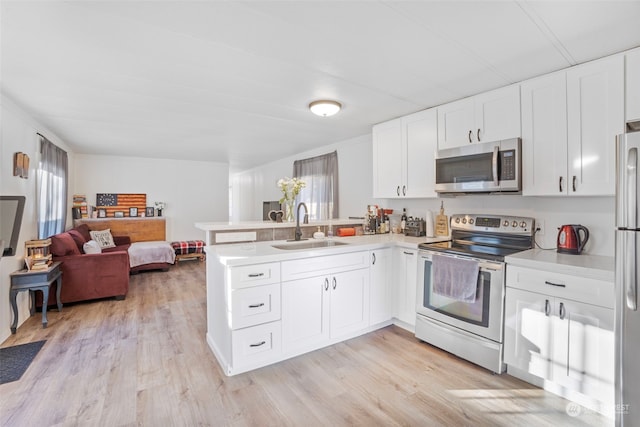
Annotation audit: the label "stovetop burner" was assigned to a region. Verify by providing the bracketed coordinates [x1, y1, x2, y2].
[419, 214, 535, 262]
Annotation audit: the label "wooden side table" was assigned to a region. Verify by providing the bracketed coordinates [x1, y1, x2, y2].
[9, 261, 62, 334]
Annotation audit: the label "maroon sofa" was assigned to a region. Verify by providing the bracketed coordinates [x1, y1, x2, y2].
[38, 223, 130, 307]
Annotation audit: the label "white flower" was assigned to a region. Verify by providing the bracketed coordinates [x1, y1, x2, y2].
[277, 177, 306, 204]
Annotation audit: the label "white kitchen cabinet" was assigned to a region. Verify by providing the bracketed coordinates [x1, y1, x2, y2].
[281, 276, 329, 353]
[626, 47, 640, 123]
[521, 72, 568, 196]
[372, 108, 438, 198]
[369, 248, 393, 325]
[393, 247, 418, 328]
[437, 84, 520, 149]
[566, 55, 624, 196]
[504, 265, 614, 406]
[329, 268, 370, 338]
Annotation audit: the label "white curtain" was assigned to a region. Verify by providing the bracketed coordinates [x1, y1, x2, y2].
[37, 137, 68, 238]
[292, 151, 339, 220]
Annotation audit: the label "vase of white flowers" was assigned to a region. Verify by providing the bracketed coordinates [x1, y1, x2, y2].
[277, 177, 306, 221]
[155, 201, 165, 217]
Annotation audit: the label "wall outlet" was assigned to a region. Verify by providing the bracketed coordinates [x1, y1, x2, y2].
[536, 219, 545, 236]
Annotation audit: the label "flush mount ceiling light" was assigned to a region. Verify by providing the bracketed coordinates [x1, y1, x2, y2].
[309, 100, 342, 117]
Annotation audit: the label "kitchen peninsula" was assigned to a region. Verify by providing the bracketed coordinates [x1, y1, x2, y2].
[195, 222, 449, 376]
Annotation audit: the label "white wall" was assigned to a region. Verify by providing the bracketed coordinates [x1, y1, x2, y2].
[1, 95, 76, 343]
[231, 134, 377, 221]
[234, 132, 616, 257]
[74, 154, 229, 241]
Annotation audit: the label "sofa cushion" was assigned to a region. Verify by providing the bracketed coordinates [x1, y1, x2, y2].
[74, 223, 92, 242]
[90, 229, 116, 249]
[51, 233, 82, 256]
[68, 229, 87, 252]
[83, 240, 102, 254]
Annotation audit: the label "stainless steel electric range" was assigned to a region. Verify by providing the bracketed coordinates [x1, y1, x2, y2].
[415, 213, 535, 373]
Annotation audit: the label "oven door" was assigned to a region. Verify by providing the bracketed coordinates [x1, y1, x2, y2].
[416, 250, 505, 342]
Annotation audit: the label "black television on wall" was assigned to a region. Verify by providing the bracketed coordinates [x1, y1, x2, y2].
[1, 195, 26, 257]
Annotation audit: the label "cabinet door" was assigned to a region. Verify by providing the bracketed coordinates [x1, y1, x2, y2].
[521, 72, 569, 196]
[553, 299, 614, 405]
[403, 108, 438, 198]
[372, 119, 403, 198]
[281, 277, 329, 353]
[474, 84, 521, 143]
[369, 248, 392, 325]
[329, 268, 370, 339]
[394, 248, 418, 326]
[437, 97, 475, 149]
[567, 55, 624, 195]
[626, 48, 640, 122]
[504, 288, 553, 380]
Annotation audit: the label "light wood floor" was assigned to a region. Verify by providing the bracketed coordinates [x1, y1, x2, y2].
[1, 261, 611, 426]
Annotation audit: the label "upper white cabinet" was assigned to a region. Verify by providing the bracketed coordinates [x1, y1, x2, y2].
[437, 84, 521, 149]
[626, 48, 640, 123]
[522, 55, 624, 196]
[372, 108, 438, 199]
[567, 55, 624, 196]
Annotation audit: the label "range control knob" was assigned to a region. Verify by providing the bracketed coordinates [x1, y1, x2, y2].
[469, 218, 474, 224]
[520, 221, 527, 228]
[462, 218, 467, 224]
[455, 217, 461, 224]
[512, 221, 518, 227]
[503, 220, 509, 227]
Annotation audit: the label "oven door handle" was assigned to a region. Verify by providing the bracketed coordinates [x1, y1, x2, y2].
[492, 145, 499, 186]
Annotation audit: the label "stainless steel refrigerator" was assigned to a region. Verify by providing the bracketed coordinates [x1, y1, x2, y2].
[616, 129, 640, 427]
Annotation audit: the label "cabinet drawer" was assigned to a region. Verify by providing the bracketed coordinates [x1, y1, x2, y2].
[230, 283, 281, 330]
[281, 251, 369, 281]
[232, 321, 281, 368]
[230, 262, 280, 289]
[506, 266, 614, 309]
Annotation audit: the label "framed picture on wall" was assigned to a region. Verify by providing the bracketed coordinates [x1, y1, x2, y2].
[114, 211, 124, 218]
[129, 207, 138, 217]
[145, 207, 154, 217]
[97, 208, 107, 218]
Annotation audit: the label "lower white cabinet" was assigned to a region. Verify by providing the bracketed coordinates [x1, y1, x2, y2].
[504, 265, 614, 407]
[369, 248, 392, 325]
[393, 247, 418, 328]
[281, 253, 370, 357]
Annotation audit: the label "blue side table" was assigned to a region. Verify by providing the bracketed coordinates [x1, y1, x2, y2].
[9, 261, 62, 334]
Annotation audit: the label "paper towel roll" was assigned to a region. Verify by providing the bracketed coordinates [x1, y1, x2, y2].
[426, 210, 435, 237]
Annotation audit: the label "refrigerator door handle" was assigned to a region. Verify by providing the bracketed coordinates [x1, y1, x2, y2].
[623, 231, 638, 311]
[627, 147, 637, 229]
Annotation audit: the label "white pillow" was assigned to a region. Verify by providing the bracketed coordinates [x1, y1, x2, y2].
[89, 229, 116, 249]
[83, 240, 102, 254]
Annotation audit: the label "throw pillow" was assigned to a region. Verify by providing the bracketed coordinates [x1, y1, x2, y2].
[83, 240, 102, 254]
[50, 233, 82, 256]
[68, 229, 88, 252]
[89, 229, 116, 249]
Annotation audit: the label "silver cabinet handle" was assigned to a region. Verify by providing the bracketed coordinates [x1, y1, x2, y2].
[477, 128, 481, 142]
[468, 130, 473, 143]
[544, 299, 551, 316]
[397, 186, 400, 196]
[332, 277, 337, 290]
[324, 278, 329, 291]
[372, 252, 376, 265]
[248, 273, 264, 278]
[404, 251, 414, 255]
[559, 176, 563, 193]
[402, 185, 406, 196]
[559, 302, 566, 320]
[249, 341, 266, 348]
[545, 280, 566, 288]
[492, 145, 499, 186]
[572, 175, 577, 192]
[248, 303, 265, 308]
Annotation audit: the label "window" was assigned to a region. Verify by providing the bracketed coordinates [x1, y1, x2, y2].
[37, 136, 68, 238]
[292, 151, 338, 221]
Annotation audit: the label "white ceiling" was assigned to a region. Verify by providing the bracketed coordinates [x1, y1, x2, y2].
[2, 1, 640, 171]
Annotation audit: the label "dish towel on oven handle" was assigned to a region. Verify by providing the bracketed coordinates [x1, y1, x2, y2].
[432, 254, 480, 303]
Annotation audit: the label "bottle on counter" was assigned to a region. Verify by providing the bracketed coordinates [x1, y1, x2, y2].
[426, 210, 435, 237]
[384, 214, 390, 233]
[401, 208, 407, 233]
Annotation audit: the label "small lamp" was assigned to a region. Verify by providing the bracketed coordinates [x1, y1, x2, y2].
[309, 100, 341, 117]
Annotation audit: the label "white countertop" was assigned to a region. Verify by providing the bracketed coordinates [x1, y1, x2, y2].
[195, 218, 364, 231]
[206, 233, 450, 266]
[505, 249, 615, 282]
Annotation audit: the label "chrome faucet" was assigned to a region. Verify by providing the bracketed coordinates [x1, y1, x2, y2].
[294, 202, 309, 241]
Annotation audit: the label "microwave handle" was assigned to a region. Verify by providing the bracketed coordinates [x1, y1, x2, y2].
[492, 146, 499, 186]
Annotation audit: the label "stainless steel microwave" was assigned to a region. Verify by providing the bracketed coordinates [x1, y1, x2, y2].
[434, 138, 522, 194]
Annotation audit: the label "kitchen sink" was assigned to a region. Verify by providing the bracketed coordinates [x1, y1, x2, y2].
[272, 240, 349, 250]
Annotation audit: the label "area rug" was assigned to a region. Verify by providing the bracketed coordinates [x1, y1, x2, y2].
[0, 340, 46, 384]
